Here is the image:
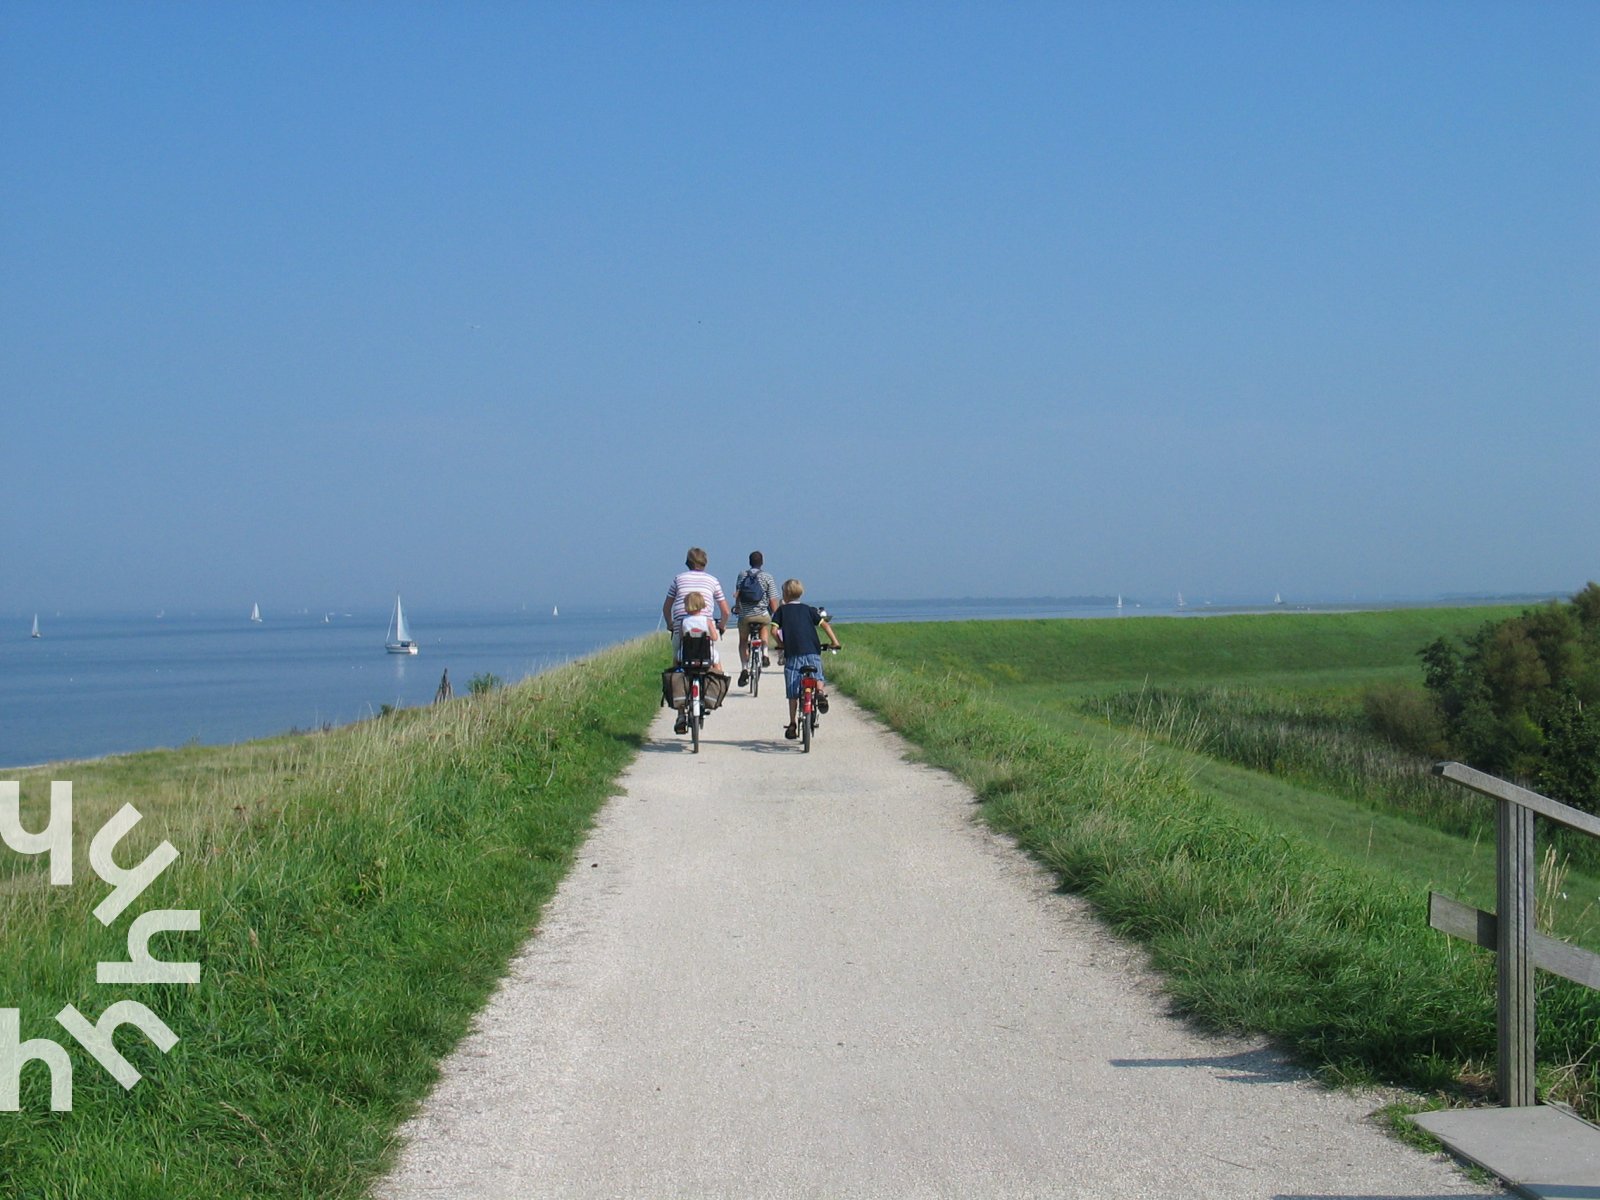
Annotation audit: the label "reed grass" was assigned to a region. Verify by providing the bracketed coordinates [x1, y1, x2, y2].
[1089, 685, 1482, 833]
[0, 636, 666, 1200]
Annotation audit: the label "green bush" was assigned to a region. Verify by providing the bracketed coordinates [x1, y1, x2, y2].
[1362, 682, 1446, 757]
[1421, 582, 1600, 814]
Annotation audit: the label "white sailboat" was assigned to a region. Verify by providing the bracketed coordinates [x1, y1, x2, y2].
[1275, 592, 1284, 606]
[1115, 594, 1123, 611]
[386, 595, 418, 655]
[31, 614, 40, 639]
[1176, 591, 1185, 609]
[552, 605, 559, 618]
[250, 602, 262, 623]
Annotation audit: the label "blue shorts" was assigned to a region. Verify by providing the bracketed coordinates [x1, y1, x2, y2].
[784, 653, 824, 700]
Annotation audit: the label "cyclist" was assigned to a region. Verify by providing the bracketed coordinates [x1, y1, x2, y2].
[732, 551, 779, 688]
[662, 546, 730, 661]
[673, 591, 727, 734]
[770, 578, 841, 741]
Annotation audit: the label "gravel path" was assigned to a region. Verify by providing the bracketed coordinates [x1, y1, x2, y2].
[378, 642, 1506, 1199]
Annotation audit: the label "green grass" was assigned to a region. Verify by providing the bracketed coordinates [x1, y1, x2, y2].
[854, 606, 1523, 697]
[832, 608, 1600, 1119]
[1080, 684, 1600, 941]
[0, 636, 667, 1200]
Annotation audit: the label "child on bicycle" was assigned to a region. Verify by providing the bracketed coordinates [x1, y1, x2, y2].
[769, 578, 840, 740]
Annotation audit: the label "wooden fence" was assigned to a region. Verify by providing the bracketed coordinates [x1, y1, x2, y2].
[1428, 762, 1600, 1106]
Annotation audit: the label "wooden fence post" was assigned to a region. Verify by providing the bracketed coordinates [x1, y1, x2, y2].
[1431, 763, 1600, 1108]
[1495, 794, 1536, 1106]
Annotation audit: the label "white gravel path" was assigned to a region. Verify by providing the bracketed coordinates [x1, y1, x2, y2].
[378, 640, 1506, 1199]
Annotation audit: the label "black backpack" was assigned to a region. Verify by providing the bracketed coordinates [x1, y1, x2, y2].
[737, 570, 766, 606]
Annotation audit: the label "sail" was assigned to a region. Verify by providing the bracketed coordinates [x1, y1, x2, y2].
[251, 603, 262, 622]
[392, 596, 411, 644]
[31, 614, 40, 638]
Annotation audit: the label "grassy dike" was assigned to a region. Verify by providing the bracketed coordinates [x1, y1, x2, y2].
[1, 636, 666, 1200]
[829, 611, 1600, 1122]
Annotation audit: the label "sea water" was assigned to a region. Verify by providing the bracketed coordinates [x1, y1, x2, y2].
[0, 607, 658, 769]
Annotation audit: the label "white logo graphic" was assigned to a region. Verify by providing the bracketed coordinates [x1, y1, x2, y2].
[0, 781, 200, 1111]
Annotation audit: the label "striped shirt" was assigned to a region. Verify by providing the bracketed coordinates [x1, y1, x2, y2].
[665, 570, 727, 627]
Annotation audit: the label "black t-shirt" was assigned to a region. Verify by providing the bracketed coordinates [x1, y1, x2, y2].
[772, 602, 823, 657]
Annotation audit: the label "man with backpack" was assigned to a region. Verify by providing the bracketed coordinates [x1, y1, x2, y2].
[732, 551, 779, 688]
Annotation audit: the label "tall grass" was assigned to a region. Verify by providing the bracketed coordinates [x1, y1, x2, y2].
[832, 633, 1600, 1120]
[1088, 686, 1479, 832]
[1088, 685, 1600, 876]
[0, 636, 666, 1200]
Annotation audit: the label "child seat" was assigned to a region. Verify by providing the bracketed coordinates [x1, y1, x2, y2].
[678, 632, 714, 670]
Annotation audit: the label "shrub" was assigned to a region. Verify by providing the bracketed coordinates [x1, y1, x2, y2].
[1362, 682, 1446, 757]
[1421, 582, 1600, 814]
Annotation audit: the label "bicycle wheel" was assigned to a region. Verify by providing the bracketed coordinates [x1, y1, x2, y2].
[749, 652, 761, 697]
[690, 683, 701, 753]
[800, 695, 811, 753]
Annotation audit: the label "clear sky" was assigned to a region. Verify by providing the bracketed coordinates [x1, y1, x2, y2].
[4, 2, 1596, 614]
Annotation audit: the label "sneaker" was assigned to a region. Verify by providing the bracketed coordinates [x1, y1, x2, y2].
[762, 654, 771, 667]
[817, 693, 830, 714]
[738, 669, 750, 687]
[674, 714, 688, 735]
[784, 724, 799, 740]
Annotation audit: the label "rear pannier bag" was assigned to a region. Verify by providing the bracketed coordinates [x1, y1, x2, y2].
[661, 668, 689, 708]
[701, 672, 729, 710]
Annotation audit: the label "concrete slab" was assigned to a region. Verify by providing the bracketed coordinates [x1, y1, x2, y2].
[1412, 1105, 1600, 1198]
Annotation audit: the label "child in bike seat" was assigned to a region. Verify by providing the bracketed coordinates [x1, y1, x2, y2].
[678, 591, 726, 673]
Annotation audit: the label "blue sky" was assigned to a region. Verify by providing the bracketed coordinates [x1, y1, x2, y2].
[4, 2, 1596, 613]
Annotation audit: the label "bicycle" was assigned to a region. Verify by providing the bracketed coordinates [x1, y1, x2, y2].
[744, 621, 770, 697]
[676, 632, 717, 753]
[795, 645, 839, 753]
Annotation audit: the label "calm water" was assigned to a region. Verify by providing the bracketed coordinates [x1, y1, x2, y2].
[0, 606, 657, 768]
[0, 593, 1515, 768]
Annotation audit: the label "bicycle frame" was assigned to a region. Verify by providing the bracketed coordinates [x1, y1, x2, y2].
[678, 632, 716, 754]
[798, 667, 820, 752]
[746, 621, 765, 696]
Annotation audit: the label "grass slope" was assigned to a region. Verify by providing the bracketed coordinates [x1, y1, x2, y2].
[0, 636, 666, 1200]
[832, 608, 1600, 1119]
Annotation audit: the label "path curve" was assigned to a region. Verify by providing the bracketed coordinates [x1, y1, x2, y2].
[379, 636, 1505, 1199]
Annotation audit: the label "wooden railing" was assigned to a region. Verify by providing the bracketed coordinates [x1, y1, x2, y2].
[1428, 762, 1600, 1106]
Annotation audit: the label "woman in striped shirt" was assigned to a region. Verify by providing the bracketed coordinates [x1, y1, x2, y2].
[662, 546, 730, 658]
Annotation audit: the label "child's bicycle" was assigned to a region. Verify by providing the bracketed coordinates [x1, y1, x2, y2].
[796, 646, 839, 753]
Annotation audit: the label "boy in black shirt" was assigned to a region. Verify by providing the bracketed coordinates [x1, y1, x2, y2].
[770, 578, 841, 740]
